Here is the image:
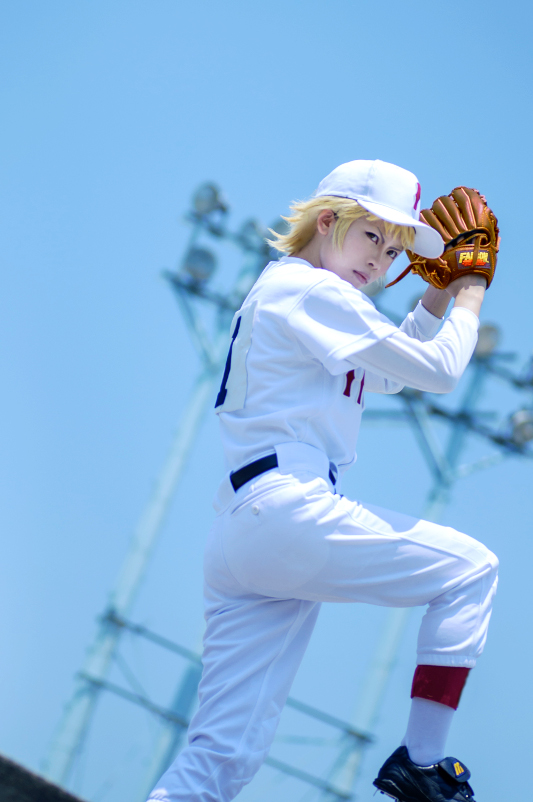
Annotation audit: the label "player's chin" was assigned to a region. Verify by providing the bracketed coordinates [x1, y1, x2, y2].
[350, 271, 368, 289]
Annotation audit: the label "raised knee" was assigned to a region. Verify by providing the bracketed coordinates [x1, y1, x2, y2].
[473, 545, 499, 594]
[485, 547, 499, 572]
[455, 528, 499, 573]
[452, 528, 499, 575]
[473, 541, 499, 574]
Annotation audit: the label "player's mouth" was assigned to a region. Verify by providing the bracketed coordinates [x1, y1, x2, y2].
[352, 271, 368, 284]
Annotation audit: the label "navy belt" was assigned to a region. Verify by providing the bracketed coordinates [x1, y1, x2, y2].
[230, 454, 336, 492]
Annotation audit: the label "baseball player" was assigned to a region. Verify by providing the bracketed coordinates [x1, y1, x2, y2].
[147, 160, 499, 802]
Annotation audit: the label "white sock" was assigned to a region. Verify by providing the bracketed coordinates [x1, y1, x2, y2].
[401, 697, 455, 766]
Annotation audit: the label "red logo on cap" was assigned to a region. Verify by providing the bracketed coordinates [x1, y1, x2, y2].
[414, 183, 421, 211]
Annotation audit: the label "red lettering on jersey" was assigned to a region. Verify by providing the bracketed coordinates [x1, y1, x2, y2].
[414, 182, 421, 211]
[357, 373, 365, 404]
[343, 370, 355, 397]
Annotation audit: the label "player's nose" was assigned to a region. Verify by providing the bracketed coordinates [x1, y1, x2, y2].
[373, 248, 390, 271]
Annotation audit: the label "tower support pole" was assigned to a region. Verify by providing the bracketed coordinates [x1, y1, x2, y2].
[43, 362, 222, 785]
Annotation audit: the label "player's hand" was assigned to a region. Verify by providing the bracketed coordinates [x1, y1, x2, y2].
[446, 274, 487, 298]
[420, 285, 452, 319]
[387, 187, 499, 292]
[447, 274, 487, 318]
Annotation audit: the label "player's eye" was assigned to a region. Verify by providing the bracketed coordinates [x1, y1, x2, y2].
[366, 231, 379, 243]
[387, 249, 400, 260]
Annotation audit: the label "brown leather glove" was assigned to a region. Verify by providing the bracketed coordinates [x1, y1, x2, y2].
[387, 187, 500, 290]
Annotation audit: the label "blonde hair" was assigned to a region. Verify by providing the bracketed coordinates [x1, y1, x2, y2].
[267, 196, 416, 254]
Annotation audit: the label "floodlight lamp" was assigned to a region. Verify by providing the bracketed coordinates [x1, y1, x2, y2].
[181, 247, 217, 284]
[267, 216, 290, 243]
[239, 218, 266, 250]
[268, 216, 289, 235]
[509, 408, 533, 446]
[475, 324, 501, 358]
[522, 353, 533, 386]
[192, 183, 228, 216]
[264, 217, 290, 257]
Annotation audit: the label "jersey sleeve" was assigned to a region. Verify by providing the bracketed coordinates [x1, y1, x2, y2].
[398, 301, 443, 342]
[364, 301, 442, 393]
[349, 307, 479, 394]
[286, 277, 398, 376]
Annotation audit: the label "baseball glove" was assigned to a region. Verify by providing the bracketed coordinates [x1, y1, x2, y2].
[386, 187, 500, 290]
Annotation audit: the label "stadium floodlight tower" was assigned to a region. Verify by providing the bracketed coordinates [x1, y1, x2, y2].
[43, 183, 278, 789]
[44, 182, 533, 802]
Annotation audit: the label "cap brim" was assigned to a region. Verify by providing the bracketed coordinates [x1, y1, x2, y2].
[355, 199, 444, 258]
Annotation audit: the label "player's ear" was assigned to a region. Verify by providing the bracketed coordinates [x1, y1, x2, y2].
[316, 209, 337, 236]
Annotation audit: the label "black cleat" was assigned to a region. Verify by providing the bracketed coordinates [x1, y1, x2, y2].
[373, 746, 476, 801]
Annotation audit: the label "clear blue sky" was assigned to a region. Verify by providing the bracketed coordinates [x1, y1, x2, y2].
[1, 2, 532, 801]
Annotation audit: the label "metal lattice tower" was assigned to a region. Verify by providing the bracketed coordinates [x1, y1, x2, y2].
[43, 183, 533, 802]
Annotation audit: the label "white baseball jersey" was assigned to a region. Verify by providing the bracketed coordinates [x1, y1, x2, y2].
[148, 256, 496, 802]
[215, 256, 479, 478]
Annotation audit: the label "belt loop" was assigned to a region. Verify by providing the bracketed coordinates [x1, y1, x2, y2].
[275, 443, 334, 485]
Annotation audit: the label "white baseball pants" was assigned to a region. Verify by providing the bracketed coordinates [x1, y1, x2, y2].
[148, 443, 498, 802]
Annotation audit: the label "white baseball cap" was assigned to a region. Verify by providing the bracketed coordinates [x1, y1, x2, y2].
[315, 159, 444, 258]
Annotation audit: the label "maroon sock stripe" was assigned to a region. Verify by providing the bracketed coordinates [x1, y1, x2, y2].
[411, 665, 470, 710]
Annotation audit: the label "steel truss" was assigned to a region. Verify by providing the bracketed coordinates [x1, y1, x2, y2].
[44, 184, 533, 802]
